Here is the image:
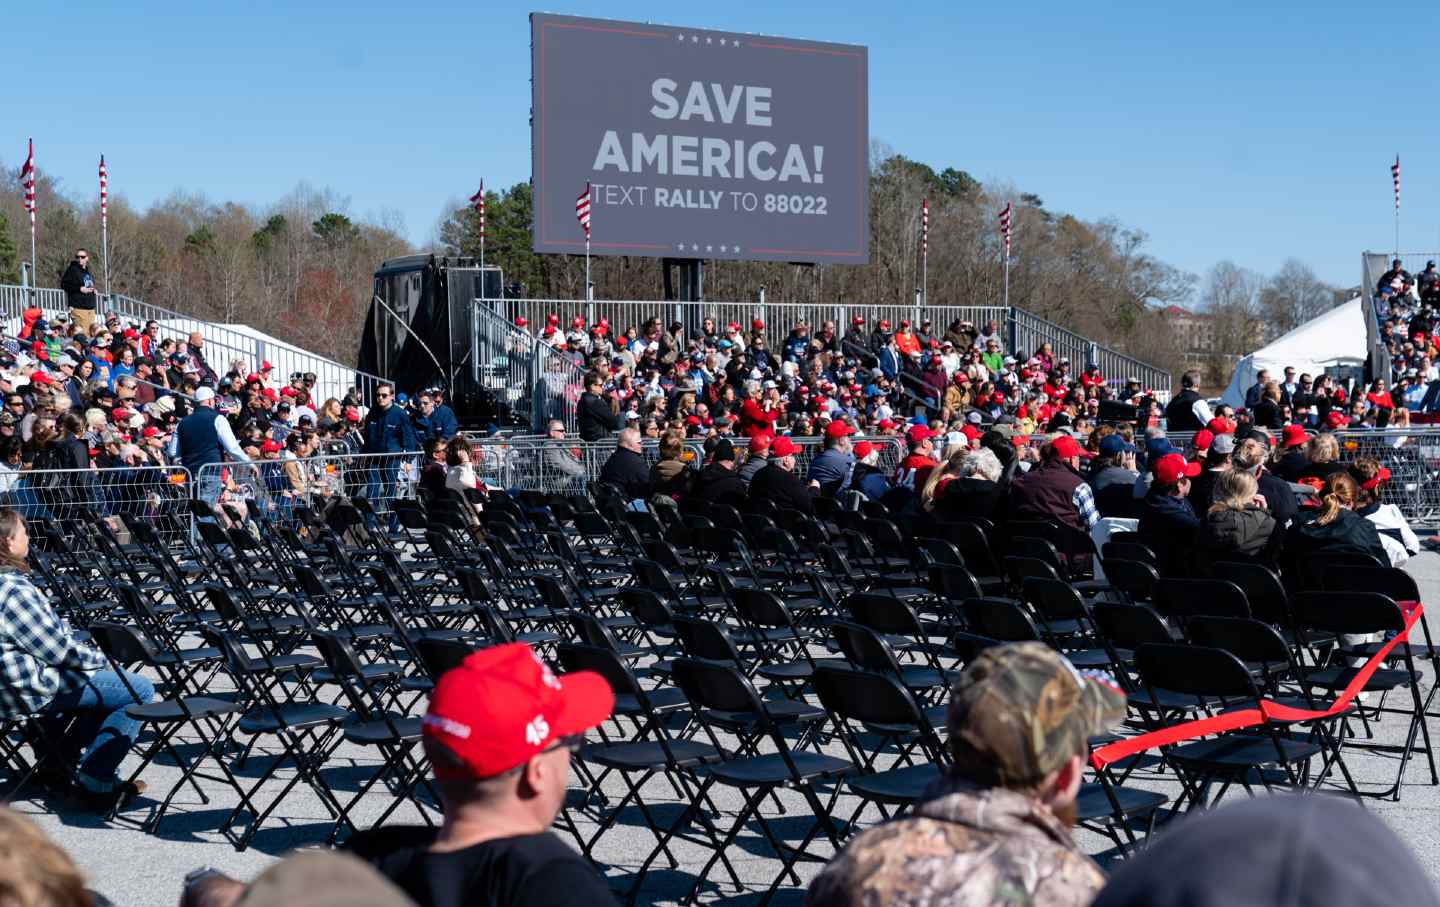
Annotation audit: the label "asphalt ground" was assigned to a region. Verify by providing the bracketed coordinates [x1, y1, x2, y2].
[19, 552, 1440, 906]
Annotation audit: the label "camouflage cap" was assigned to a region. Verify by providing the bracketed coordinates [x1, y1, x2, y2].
[948, 641, 1127, 787]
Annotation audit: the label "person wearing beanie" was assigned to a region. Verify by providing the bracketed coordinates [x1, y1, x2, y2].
[690, 436, 746, 504]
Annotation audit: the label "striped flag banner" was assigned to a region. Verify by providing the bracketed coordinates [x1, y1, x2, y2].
[19, 139, 35, 225]
[576, 182, 592, 239]
[1392, 156, 1401, 211]
[921, 198, 928, 254]
[99, 155, 108, 228]
[998, 202, 1012, 256]
[468, 179, 485, 240]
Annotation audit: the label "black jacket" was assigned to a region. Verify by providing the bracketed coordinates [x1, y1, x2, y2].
[933, 477, 1004, 523]
[1164, 389, 1206, 431]
[60, 261, 95, 310]
[1138, 491, 1201, 577]
[1257, 470, 1299, 531]
[691, 462, 747, 504]
[1283, 509, 1389, 579]
[598, 447, 649, 500]
[1194, 507, 1277, 573]
[747, 462, 815, 515]
[1272, 449, 1309, 482]
[577, 392, 620, 441]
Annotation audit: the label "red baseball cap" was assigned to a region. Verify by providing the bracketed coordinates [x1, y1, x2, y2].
[1325, 410, 1348, 429]
[771, 436, 799, 458]
[572, 316, 585, 328]
[246, 373, 262, 384]
[1281, 423, 1310, 448]
[263, 387, 279, 402]
[1193, 429, 1214, 451]
[852, 315, 864, 325]
[751, 318, 765, 332]
[878, 419, 897, 431]
[29, 370, 51, 385]
[1153, 453, 1201, 486]
[1206, 417, 1236, 435]
[422, 643, 612, 781]
[824, 420, 855, 439]
[906, 424, 936, 444]
[261, 439, 283, 453]
[879, 320, 891, 330]
[514, 316, 528, 328]
[546, 313, 560, 324]
[750, 432, 774, 452]
[281, 387, 298, 397]
[1050, 434, 1092, 460]
[344, 406, 361, 422]
[260, 360, 274, 371]
[142, 426, 162, 439]
[853, 440, 874, 458]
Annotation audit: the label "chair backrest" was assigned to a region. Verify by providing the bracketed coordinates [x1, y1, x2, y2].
[916, 537, 964, 568]
[1011, 536, 1063, 573]
[673, 616, 743, 665]
[1135, 642, 1260, 700]
[1153, 578, 1251, 620]
[670, 656, 764, 715]
[569, 611, 623, 651]
[731, 587, 794, 630]
[812, 664, 928, 731]
[962, 597, 1042, 643]
[1004, 555, 1061, 587]
[1021, 576, 1087, 622]
[844, 592, 924, 638]
[88, 621, 158, 667]
[555, 643, 643, 700]
[1100, 558, 1159, 603]
[1186, 616, 1293, 670]
[1322, 565, 1421, 603]
[945, 521, 1001, 575]
[415, 637, 476, 681]
[1298, 550, 1384, 592]
[1091, 601, 1173, 649]
[1290, 591, 1405, 636]
[1210, 561, 1290, 625]
[928, 563, 984, 602]
[616, 587, 676, 629]
[830, 621, 903, 676]
[1102, 541, 1158, 567]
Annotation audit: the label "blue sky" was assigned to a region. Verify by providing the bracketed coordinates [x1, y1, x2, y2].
[11, 0, 1438, 291]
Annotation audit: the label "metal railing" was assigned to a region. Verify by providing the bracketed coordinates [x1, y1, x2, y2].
[1009, 306, 1171, 397]
[473, 305, 583, 433]
[6, 464, 194, 547]
[0, 284, 389, 407]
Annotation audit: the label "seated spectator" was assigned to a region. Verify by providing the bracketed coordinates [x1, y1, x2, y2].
[735, 432, 771, 484]
[1272, 424, 1311, 481]
[1297, 432, 1347, 486]
[1007, 435, 1097, 531]
[895, 424, 939, 491]
[541, 421, 586, 485]
[597, 428, 649, 502]
[807, 642, 1126, 907]
[846, 440, 892, 501]
[933, 447, 1006, 523]
[443, 437, 479, 497]
[0, 508, 155, 810]
[1091, 796, 1437, 907]
[919, 447, 967, 512]
[747, 435, 814, 515]
[1187, 432, 1232, 512]
[364, 644, 618, 907]
[1138, 453, 1201, 577]
[1350, 457, 1420, 566]
[1283, 472, 1389, 579]
[1088, 434, 1139, 518]
[690, 437, 745, 504]
[807, 421, 856, 496]
[1194, 468, 1276, 572]
[1232, 433, 1298, 531]
[648, 430, 692, 500]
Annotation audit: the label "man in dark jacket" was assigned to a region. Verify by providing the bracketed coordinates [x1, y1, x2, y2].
[1008, 435, 1097, 532]
[598, 428, 650, 501]
[691, 438, 746, 503]
[807, 421, 855, 496]
[577, 373, 620, 441]
[361, 383, 420, 515]
[1164, 371, 1212, 432]
[848, 440, 893, 501]
[59, 249, 99, 333]
[736, 432, 771, 485]
[1088, 434, 1140, 518]
[747, 435, 815, 515]
[1138, 453, 1202, 577]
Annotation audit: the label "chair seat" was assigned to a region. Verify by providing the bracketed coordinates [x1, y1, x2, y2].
[1167, 734, 1322, 769]
[1076, 783, 1168, 823]
[246, 653, 322, 674]
[329, 624, 396, 641]
[1302, 666, 1417, 693]
[847, 763, 941, 804]
[153, 646, 222, 666]
[127, 696, 240, 723]
[757, 662, 814, 683]
[704, 699, 826, 728]
[584, 738, 721, 770]
[346, 716, 423, 744]
[897, 666, 955, 691]
[1348, 640, 1440, 660]
[1127, 688, 1218, 712]
[615, 686, 688, 715]
[709, 751, 852, 786]
[1063, 649, 1113, 669]
[314, 663, 403, 685]
[238, 702, 349, 734]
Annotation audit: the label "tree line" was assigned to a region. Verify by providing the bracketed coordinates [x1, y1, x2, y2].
[1, 147, 1343, 379]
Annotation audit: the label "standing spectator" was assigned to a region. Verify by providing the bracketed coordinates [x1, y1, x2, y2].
[360, 383, 420, 511]
[0, 509, 156, 811]
[1163, 371, 1213, 431]
[169, 387, 251, 504]
[1243, 369, 1271, 410]
[1251, 382, 1284, 429]
[576, 373, 620, 442]
[1138, 453, 1202, 577]
[366, 643, 618, 907]
[737, 380, 780, 439]
[808, 642, 1125, 907]
[58, 250, 99, 333]
[1008, 435, 1098, 531]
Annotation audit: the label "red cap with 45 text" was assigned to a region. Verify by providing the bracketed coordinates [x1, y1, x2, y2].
[422, 643, 613, 780]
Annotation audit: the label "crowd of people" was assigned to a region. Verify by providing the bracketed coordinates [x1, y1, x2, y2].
[1372, 257, 1440, 413]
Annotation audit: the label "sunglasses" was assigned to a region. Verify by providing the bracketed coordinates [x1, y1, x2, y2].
[541, 734, 584, 755]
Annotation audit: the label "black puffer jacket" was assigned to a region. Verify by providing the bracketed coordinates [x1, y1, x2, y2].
[1282, 508, 1389, 586]
[1194, 506, 1276, 572]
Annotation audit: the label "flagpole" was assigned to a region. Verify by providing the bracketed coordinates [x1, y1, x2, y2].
[1003, 247, 1010, 310]
[100, 156, 111, 298]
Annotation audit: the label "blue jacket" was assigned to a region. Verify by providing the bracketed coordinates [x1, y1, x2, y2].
[878, 347, 899, 381]
[806, 447, 855, 497]
[362, 404, 420, 454]
[431, 404, 459, 440]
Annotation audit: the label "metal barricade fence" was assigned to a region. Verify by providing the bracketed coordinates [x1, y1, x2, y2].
[468, 438, 706, 495]
[6, 464, 193, 547]
[472, 306, 583, 432]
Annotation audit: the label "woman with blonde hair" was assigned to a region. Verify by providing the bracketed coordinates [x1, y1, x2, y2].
[1194, 468, 1276, 571]
[919, 447, 967, 512]
[1298, 432, 1346, 485]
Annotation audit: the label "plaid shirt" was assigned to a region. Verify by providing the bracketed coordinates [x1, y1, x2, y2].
[0, 571, 106, 718]
[1071, 482, 1100, 530]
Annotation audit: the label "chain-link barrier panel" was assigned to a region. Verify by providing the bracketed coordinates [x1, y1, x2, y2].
[467, 438, 704, 495]
[5, 465, 193, 546]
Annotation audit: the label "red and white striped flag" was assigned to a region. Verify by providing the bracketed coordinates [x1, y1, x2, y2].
[998, 202, 1012, 257]
[1392, 155, 1401, 211]
[921, 198, 928, 255]
[576, 182, 592, 240]
[19, 139, 35, 225]
[468, 179, 485, 241]
[99, 155, 108, 228]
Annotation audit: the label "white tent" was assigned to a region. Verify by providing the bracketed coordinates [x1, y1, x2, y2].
[1221, 296, 1366, 407]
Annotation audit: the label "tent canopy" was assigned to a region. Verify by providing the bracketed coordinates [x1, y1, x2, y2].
[1220, 296, 1366, 407]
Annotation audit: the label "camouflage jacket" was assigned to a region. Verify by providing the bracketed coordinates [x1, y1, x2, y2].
[806, 779, 1105, 907]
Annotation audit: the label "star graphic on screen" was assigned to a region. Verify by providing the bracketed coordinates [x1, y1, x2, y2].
[691, 35, 699, 43]
[691, 243, 699, 252]
[676, 34, 685, 41]
[706, 245, 713, 252]
[717, 245, 727, 253]
[717, 38, 727, 46]
[677, 243, 686, 251]
[705, 37, 712, 44]
[733, 41, 741, 49]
